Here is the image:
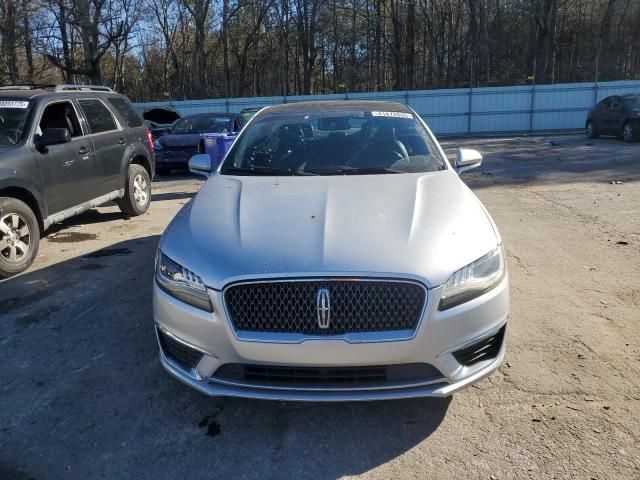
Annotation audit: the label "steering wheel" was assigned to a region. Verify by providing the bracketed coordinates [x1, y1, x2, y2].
[347, 137, 409, 167]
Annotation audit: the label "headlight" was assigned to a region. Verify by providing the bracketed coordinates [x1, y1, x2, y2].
[439, 244, 506, 310]
[153, 139, 163, 150]
[156, 252, 212, 312]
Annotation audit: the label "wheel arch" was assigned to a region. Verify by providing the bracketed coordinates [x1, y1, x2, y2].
[129, 154, 153, 179]
[0, 183, 45, 230]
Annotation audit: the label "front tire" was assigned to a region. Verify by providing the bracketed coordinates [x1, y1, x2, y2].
[586, 121, 599, 139]
[0, 197, 40, 278]
[622, 122, 637, 143]
[118, 164, 151, 216]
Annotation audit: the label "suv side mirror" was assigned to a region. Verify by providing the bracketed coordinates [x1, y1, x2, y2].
[36, 128, 71, 150]
[189, 153, 213, 177]
[455, 148, 482, 174]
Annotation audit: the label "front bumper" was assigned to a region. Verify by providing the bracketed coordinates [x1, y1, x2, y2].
[153, 276, 509, 401]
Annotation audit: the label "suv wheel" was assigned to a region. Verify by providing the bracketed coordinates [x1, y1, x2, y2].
[586, 121, 599, 139]
[118, 164, 151, 216]
[0, 197, 40, 278]
[622, 122, 637, 143]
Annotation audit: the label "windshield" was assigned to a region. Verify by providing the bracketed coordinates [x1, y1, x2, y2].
[0, 99, 31, 146]
[220, 107, 447, 176]
[172, 115, 231, 134]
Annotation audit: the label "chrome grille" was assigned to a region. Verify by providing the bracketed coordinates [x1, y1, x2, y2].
[224, 279, 426, 335]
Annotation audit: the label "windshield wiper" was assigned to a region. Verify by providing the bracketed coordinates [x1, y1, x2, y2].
[223, 166, 317, 176]
[333, 166, 406, 175]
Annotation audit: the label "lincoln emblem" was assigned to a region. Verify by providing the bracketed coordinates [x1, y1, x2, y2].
[316, 288, 331, 329]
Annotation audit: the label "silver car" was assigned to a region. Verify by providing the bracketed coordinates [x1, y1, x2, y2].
[153, 101, 508, 401]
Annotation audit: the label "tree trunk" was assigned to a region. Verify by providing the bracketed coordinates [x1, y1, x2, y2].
[374, 0, 382, 90]
[0, 0, 19, 83]
[21, 0, 33, 83]
[222, 0, 231, 98]
[595, 0, 619, 81]
[406, 0, 416, 90]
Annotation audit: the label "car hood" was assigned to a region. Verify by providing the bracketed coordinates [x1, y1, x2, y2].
[159, 134, 201, 147]
[160, 172, 499, 290]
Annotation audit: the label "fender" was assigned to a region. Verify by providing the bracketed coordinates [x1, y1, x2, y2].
[120, 141, 153, 179]
[0, 177, 48, 223]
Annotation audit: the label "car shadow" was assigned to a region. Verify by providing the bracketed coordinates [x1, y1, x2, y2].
[151, 191, 195, 202]
[44, 209, 128, 235]
[0, 237, 451, 479]
[440, 134, 640, 188]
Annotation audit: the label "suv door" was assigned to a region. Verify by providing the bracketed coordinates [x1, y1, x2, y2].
[76, 98, 126, 195]
[32, 100, 98, 214]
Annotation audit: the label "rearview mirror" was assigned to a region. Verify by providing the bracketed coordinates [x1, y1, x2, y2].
[189, 153, 213, 177]
[455, 148, 482, 174]
[36, 128, 71, 150]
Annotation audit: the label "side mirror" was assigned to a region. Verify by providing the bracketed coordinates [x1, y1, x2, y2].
[455, 148, 482, 174]
[189, 153, 213, 177]
[36, 128, 71, 150]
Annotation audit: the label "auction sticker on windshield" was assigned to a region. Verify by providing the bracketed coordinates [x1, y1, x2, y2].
[0, 100, 29, 109]
[371, 111, 413, 119]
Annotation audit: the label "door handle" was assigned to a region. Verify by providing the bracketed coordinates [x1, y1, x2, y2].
[118, 138, 126, 145]
[78, 146, 89, 155]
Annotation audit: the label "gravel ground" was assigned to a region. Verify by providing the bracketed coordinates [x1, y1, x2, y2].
[1, 134, 639, 480]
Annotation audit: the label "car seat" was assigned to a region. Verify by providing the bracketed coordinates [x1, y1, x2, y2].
[347, 122, 409, 168]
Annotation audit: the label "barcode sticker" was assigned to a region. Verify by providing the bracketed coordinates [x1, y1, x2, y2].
[371, 111, 413, 119]
[0, 100, 29, 109]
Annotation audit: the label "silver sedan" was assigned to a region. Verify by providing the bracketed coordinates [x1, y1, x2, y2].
[153, 101, 509, 401]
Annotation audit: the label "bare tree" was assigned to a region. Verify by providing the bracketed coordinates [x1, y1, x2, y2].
[0, 0, 19, 82]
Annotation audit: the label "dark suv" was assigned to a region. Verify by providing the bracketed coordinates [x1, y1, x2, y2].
[0, 84, 155, 277]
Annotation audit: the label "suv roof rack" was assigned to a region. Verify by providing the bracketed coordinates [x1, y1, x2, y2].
[0, 83, 115, 93]
[54, 84, 114, 93]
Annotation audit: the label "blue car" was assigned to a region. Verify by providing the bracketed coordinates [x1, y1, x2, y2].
[154, 113, 246, 175]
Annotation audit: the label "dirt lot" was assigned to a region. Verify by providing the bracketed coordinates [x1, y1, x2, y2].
[1, 134, 639, 479]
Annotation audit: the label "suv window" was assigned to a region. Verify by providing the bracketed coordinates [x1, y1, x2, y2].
[78, 99, 118, 134]
[38, 101, 83, 138]
[108, 97, 143, 127]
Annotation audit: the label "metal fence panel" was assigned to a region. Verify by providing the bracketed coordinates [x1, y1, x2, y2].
[135, 80, 640, 136]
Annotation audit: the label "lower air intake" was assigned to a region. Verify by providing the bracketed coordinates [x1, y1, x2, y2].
[157, 328, 203, 370]
[213, 363, 444, 389]
[452, 325, 506, 367]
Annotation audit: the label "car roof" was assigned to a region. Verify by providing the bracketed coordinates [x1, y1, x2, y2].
[261, 100, 412, 114]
